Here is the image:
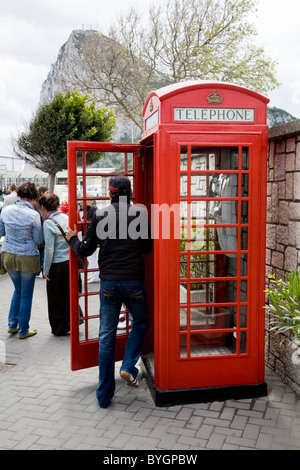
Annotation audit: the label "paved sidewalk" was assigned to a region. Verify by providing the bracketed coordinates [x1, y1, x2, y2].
[0, 273, 300, 451]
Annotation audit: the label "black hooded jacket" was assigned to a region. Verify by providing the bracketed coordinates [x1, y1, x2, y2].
[68, 201, 152, 281]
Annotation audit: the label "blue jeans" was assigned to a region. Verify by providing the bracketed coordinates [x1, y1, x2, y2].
[7, 270, 36, 336]
[96, 280, 148, 408]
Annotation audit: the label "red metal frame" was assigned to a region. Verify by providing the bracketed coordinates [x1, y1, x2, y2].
[150, 131, 267, 391]
[67, 141, 141, 371]
[141, 81, 269, 392]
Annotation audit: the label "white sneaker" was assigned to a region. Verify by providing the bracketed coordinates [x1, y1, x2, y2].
[120, 370, 139, 388]
[117, 316, 126, 329]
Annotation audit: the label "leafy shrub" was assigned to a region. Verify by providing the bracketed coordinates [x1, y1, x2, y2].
[265, 271, 300, 345]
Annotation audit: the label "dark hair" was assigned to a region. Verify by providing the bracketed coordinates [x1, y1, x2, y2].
[109, 176, 132, 202]
[37, 186, 49, 198]
[38, 193, 60, 211]
[17, 181, 38, 200]
[9, 184, 17, 192]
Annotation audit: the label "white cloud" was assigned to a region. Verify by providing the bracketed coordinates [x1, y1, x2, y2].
[0, 0, 299, 156]
[253, 0, 300, 116]
[0, 0, 160, 155]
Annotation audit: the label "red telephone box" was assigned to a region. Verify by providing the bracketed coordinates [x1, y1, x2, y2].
[67, 80, 269, 406]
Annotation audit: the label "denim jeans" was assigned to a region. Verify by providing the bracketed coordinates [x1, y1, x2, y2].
[96, 280, 148, 408]
[7, 270, 36, 336]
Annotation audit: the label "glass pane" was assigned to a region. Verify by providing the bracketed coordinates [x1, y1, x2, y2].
[189, 227, 238, 252]
[78, 294, 99, 342]
[241, 201, 248, 224]
[190, 332, 236, 356]
[242, 148, 249, 170]
[241, 227, 248, 250]
[180, 239, 188, 253]
[240, 332, 247, 354]
[81, 280, 100, 295]
[180, 255, 187, 278]
[180, 254, 239, 279]
[180, 201, 188, 225]
[117, 309, 133, 334]
[191, 174, 207, 196]
[181, 200, 239, 226]
[190, 253, 237, 278]
[240, 280, 247, 302]
[190, 305, 236, 329]
[190, 280, 237, 304]
[181, 201, 217, 226]
[192, 200, 211, 224]
[126, 153, 134, 173]
[191, 174, 238, 198]
[191, 149, 209, 170]
[180, 335, 188, 358]
[190, 283, 207, 303]
[85, 151, 125, 173]
[76, 151, 83, 170]
[242, 174, 249, 197]
[180, 175, 188, 196]
[191, 147, 239, 171]
[240, 254, 248, 276]
[225, 147, 239, 171]
[180, 283, 188, 304]
[225, 254, 238, 277]
[74, 175, 117, 212]
[180, 308, 187, 329]
[180, 146, 188, 170]
[240, 306, 247, 328]
[95, 198, 110, 211]
[209, 200, 238, 224]
[79, 317, 99, 342]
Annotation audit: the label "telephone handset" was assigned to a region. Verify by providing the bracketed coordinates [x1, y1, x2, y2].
[209, 174, 238, 253]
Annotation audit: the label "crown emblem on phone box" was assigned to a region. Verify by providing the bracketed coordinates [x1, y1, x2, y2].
[207, 90, 223, 104]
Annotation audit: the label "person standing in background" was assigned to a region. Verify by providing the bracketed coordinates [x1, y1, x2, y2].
[0, 182, 43, 339]
[35, 186, 49, 277]
[38, 193, 70, 336]
[2, 184, 19, 209]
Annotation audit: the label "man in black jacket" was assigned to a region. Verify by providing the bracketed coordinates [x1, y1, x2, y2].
[66, 176, 152, 408]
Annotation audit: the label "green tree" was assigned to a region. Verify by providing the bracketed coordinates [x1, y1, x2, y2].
[65, 0, 279, 130]
[12, 91, 116, 192]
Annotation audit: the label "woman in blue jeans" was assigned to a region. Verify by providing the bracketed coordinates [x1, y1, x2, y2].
[0, 182, 43, 339]
[66, 175, 152, 408]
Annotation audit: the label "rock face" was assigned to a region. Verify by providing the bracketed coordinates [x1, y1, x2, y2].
[39, 30, 98, 107]
[267, 107, 298, 128]
[39, 30, 142, 144]
[39, 29, 298, 142]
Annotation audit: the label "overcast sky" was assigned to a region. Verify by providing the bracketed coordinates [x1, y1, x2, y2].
[0, 0, 299, 156]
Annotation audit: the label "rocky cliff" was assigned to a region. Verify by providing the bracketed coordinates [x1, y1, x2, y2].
[39, 30, 142, 143]
[267, 107, 297, 128]
[39, 29, 297, 139]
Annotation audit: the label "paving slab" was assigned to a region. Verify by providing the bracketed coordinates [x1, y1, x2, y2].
[0, 273, 300, 450]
